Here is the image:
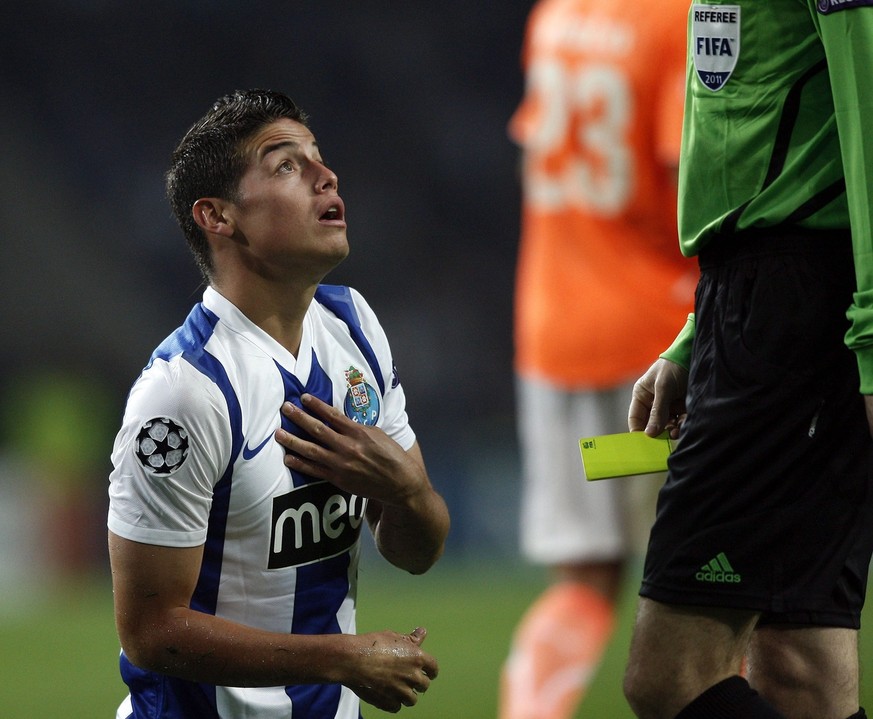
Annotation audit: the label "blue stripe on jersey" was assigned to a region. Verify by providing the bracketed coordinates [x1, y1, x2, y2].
[126, 303, 244, 718]
[191, 344, 242, 618]
[153, 304, 244, 616]
[121, 656, 221, 719]
[276, 351, 356, 717]
[276, 349, 333, 489]
[149, 303, 217, 367]
[315, 285, 385, 395]
[285, 552, 355, 716]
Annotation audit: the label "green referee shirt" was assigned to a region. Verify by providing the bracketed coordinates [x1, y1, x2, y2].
[662, 0, 873, 392]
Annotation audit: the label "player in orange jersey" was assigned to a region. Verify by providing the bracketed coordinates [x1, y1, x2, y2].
[500, 1, 696, 717]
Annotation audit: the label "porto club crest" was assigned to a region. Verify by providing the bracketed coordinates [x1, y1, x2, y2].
[692, 4, 740, 91]
[343, 366, 381, 426]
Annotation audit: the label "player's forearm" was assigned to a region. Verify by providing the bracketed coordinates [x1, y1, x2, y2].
[120, 608, 350, 688]
[373, 487, 450, 574]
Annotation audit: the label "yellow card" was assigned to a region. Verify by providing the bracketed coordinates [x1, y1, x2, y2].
[579, 432, 674, 480]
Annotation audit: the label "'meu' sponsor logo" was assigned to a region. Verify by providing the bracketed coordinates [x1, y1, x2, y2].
[268, 481, 365, 569]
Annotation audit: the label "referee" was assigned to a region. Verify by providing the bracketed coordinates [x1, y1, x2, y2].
[623, 2, 873, 718]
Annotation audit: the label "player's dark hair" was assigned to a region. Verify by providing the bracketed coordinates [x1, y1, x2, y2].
[165, 89, 309, 280]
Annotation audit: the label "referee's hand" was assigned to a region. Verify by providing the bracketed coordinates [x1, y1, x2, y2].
[628, 358, 688, 439]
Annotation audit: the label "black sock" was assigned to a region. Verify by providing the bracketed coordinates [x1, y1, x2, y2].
[846, 710, 866, 719]
[674, 676, 785, 719]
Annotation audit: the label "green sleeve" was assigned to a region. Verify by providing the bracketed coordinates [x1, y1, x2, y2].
[846, 289, 873, 393]
[659, 314, 695, 370]
[813, 3, 873, 392]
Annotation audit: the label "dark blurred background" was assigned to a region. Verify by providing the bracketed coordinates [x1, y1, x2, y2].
[0, 1, 531, 595]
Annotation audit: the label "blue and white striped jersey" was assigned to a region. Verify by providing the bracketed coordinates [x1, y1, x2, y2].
[108, 285, 414, 719]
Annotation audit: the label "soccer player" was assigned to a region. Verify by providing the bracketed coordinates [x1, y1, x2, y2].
[107, 89, 450, 719]
[623, 2, 873, 719]
[500, 1, 695, 717]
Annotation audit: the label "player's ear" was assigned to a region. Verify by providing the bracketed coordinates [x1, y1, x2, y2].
[192, 198, 235, 237]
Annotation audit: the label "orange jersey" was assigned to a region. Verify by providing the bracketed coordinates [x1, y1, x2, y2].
[512, 0, 697, 389]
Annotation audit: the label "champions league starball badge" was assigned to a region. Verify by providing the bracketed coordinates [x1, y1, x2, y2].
[135, 417, 190, 475]
[343, 366, 381, 426]
[692, 4, 740, 91]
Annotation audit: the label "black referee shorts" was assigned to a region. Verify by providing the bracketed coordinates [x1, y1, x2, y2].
[640, 230, 873, 628]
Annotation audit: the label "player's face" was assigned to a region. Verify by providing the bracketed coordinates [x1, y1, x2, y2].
[228, 118, 348, 280]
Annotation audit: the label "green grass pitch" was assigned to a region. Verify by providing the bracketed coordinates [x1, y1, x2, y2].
[0, 563, 870, 718]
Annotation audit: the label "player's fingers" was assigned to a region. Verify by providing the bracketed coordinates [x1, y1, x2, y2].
[419, 656, 439, 681]
[274, 427, 317, 459]
[354, 686, 402, 714]
[280, 401, 339, 445]
[375, 696, 404, 714]
[406, 628, 439, 680]
[280, 400, 315, 429]
[301, 392, 353, 428]
[409, 626, 427, 645]
[410, 666, 439, 694]
[273, 431, 335, 483]
[401, 673, 432, 706]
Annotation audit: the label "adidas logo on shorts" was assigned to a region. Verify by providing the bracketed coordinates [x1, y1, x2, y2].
[695, 552, 742, 583]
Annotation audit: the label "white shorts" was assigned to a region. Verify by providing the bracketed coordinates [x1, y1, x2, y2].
[517, 376, 663, 565]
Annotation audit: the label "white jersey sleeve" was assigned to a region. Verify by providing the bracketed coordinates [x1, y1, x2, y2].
[108, 355, 231, 547]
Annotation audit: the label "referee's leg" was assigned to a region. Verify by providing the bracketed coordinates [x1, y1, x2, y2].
[750, 625, 861, 719]
[623, 598, 867, 719]
[623, 597, 764, 719]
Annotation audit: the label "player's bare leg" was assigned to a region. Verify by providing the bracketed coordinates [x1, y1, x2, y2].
[499, 561, 621, 719]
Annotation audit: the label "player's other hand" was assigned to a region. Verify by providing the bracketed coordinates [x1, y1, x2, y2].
[275, 394, 426, 504]
[346, 627, 438, 713]
[628, 358, 688, 439]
